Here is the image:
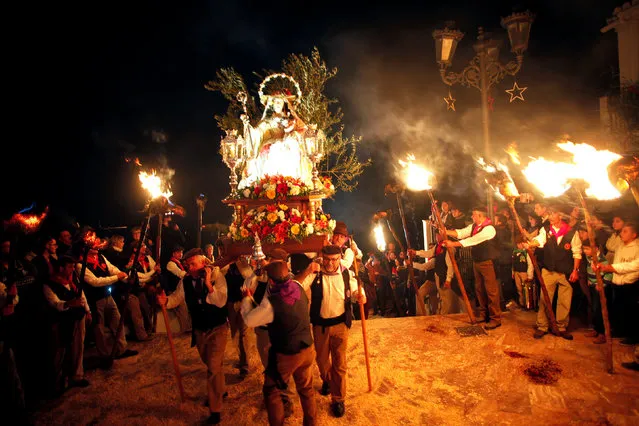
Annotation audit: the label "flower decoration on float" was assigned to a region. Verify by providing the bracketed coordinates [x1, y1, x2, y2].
[237, 175, 312, 200]
[319, 175, 336, 196]
[228, 203, 335, 244]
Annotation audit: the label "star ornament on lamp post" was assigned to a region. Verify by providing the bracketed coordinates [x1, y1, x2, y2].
[505, 81, 527, 102]
[444, 91, 456, 111]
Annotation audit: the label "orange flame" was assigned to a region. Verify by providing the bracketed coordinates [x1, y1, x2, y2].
[477, 158, 520, 200]
[373, 224, 386, 252]
[139, 170, 172, 200]
[505, 142, 521, 165]
[398, 154, 434, 191]
[522, 142, 622, 200]
[125, 157, 142, 166]
[9, 208, 48, 233]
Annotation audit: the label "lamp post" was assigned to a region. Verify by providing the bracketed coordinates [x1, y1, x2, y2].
[195, 193, 208, 248]
[433, 11, 534, 218]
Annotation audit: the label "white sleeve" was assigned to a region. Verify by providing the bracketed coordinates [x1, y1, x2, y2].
[241, 295, 274, 328]
[77, 263, 119, 287]
[341, 248, 355, 269]
[300, 272, 317, 291]
[412, 258, 435, 271]
[459, 226, 496, 248]
[571, 232, 582, 260]
[105, 257, 123, 277]
[532, 227, 548, 248]
[167, 261, 187, 279]
[455, 224, 474, 240]
[445, 251, 454, 282]
[526, 253, 534, 280]
[166, 280, 185, 310]
[606, 234, 621, 253]
[416, 248, 435, 259]
[205, 268, 228, 308]
[43, 284, 66, 312]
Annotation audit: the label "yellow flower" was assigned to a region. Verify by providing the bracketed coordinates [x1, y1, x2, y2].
[267, 212, 278, 223]
[320, 215, 327, 221]
[291, 224, 300, 235]
[279, 204, 288, 211]
[266, 189, 276, 199]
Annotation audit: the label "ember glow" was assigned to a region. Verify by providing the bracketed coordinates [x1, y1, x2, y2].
[373, 224, 386, 252]
[522, 142, 622, 200]
[139, 170, 173, 200]
[477, 158, 520, 200]
[11, 210, 48, 233]
[505, 143, 521, 165]
[398, 154, 433, 191]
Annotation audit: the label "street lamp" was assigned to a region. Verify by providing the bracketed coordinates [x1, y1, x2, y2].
[433, 11, 534, 218]
[304, 124, 325, 193]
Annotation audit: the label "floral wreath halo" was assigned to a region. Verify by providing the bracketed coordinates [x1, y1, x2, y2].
[259, 73, 302, 107]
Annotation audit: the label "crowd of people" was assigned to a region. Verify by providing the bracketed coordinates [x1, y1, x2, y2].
[1, 199, 637, 425]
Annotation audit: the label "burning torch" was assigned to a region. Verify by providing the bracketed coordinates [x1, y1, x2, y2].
[521, 141, 623, 373]
[481, 159, 561, 336]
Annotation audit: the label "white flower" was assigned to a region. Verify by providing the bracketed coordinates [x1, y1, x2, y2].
[266, 184, 276, 192]
[291, 208, 301, 216]
[277, 210, 285, 221]
[257, 212, 265, 221]
[243, 189, 251, 198]
[328, 219, 336, 230]
[305, 223, 314, 234]
[247, 223, 253, 229]
[290, 186, 300, 196]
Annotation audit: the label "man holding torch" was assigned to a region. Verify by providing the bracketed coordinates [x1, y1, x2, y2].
[157, 248, 228, 425]
[525, 205, 581, 340]
[442, 206, 501, 330]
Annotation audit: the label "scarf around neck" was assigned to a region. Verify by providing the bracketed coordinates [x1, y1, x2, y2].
[471, 218, 493, 236]
[548, 222, 571, 240]
[269, 278, 301, 305]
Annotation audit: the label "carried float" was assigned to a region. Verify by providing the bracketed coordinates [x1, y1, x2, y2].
[217, 73, 336, 257]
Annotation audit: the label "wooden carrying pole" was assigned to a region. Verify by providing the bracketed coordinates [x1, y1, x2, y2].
[428, 192, 476, 324]
[507, 199, 560, 336]
[160, 300, 187, 401]
[350, 243, 373, 392]
[393, 192, 420, 294]
[575, 191, 614, 373]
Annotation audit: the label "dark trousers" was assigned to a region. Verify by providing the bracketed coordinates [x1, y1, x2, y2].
[611, 282, 639, 340]
[589, 285, 612, 335]
[473, 260, 501, 323]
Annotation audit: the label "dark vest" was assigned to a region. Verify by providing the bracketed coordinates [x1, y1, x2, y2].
[267, 282, 313, 355]
[163, 260, 184, 294]
[469, 224, 498, 263]
[309, 269, 353, 328]
[512, 249, 528, 273]
[82, 255, 113, 302]
[225, 263, 245, 303]
[46, 280, 86, 322]
[542, 225, 577, 276]
[434, 244, 448, 283]
[253, 279, 269, 331]
[182, 275, 228, 336]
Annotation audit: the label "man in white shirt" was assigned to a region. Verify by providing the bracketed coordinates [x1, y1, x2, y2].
[157, 248, 228, 425]
[605, 215, 625, 264]
[299, 244, 365, 418]
[595, 222, 639, 346]
[163, 245, 191, 333]
[444, 206, 501, 329]
[526, 205, 581, 340]
[77, 243, 137, 361]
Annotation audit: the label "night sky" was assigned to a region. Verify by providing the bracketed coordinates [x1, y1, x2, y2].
[5, 0, 627, 253]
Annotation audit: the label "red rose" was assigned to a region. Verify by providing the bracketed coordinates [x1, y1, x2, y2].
[254, 187, 261, 195]
[266, 204, 277, 212]
[290, 215, 303, 224]
[564, 243, 571, 250]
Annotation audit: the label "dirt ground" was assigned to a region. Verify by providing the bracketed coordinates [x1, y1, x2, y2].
[33, 309, 639, 426]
